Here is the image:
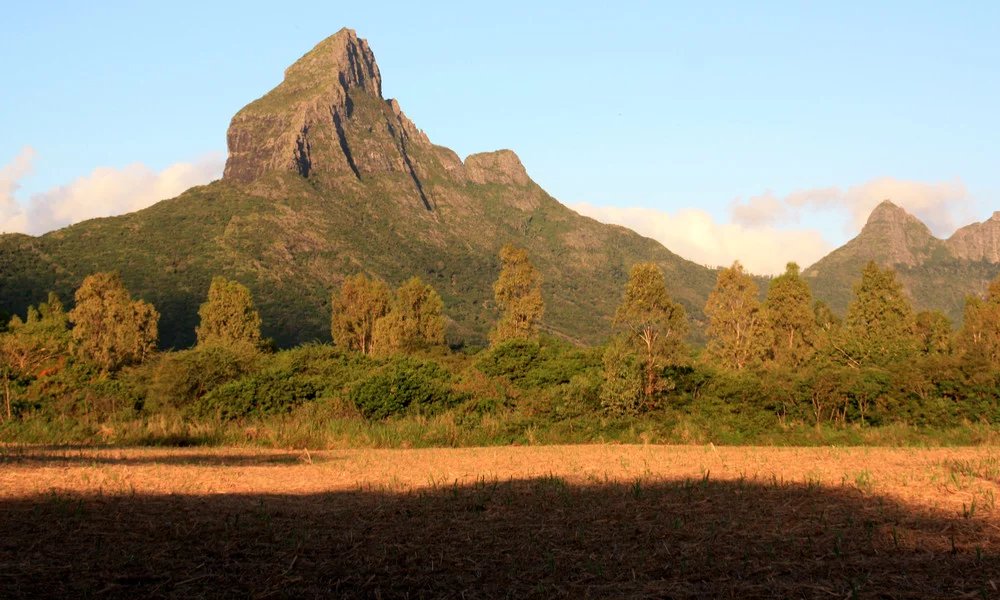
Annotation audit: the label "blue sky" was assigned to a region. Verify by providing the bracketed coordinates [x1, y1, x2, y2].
[3, 1, 999, 273]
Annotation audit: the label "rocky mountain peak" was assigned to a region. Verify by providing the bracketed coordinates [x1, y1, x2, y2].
[946, 212, 1000, 263]
[863, 200, 924, 228]
[854, 200, 936, 266]
[222, 29, 438, 204]
[282, 28, 382, 98]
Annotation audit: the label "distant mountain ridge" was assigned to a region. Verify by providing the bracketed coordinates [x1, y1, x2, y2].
[0, 29, 720, 348]
[806, 200, 1000, 322]
[948, 211, 1000, 263]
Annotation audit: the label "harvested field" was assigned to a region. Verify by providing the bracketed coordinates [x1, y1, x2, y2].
[2, 444, 999, 598]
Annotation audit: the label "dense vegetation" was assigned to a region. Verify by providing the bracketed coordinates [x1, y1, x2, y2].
[2, 249, 999, 448]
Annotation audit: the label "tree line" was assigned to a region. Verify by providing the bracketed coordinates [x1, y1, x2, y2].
[1, 244, 999, 430]
[603, 259, 1000, 423]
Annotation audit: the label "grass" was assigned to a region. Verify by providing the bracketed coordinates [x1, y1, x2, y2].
[945, 456, 1000, 481]
[4, 406, 1000, 450]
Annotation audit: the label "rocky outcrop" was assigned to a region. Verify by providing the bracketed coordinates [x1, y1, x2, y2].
[946, 212, 1000, 262]
[465, 150, 531, 186]
[854, 200, 939, 267]
[222, 28, 437, 210]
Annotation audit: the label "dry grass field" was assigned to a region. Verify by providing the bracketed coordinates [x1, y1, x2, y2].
[2, 444, 999, 598]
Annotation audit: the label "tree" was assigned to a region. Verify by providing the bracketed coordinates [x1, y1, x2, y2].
[915, 310, 952, 356]
[763, 263, 817, 366]
[957, 275, 1000, 364]
[373, 277, 446, 354]
[196, 276, 264, 349]
[704, 262, 766, 370]
[599, 336, 644, 416]
[0, 293, 70, 419]
[841, 262, 916, 367]
[68, 273, 159, 373]
[490, 244, 544, 345]
[331, 273, 390, 355]
[611, 262, 688, 401]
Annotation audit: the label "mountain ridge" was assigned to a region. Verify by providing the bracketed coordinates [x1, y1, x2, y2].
[805, 200, 1000, 321]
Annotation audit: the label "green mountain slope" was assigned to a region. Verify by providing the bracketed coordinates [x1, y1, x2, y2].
[0, 29, 719, 348]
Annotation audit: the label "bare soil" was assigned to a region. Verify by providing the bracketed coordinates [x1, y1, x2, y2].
[2, 444, 999, 598]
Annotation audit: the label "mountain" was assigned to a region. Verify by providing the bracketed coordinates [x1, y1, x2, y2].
[947, 212, 1000, 262]
[0, 29, 719, 348]
[805, 200, 1000, 322]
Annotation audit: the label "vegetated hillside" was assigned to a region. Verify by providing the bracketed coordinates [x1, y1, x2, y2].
[0, 28, 719, 348]
[805, 200, 1000, 322]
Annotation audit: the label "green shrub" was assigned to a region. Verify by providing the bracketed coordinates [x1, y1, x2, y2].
[148, 344, 260, 411]
[523, 342, 601, 389]
[600, 338, 643, 416]
[475, 339, 540, 382]
[269, 342, 366, 374]
[22, 360, 140, 418]
[476, 337, 601, 390]
[195, 369, 321, 420]
[267, 343, 375, 395]
[453, 368, 516, 418]
[524, 371, 604, 422]
[350, 358, 463, 420]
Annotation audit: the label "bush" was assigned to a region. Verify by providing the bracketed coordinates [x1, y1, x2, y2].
[22, 360, 140, 418]
[453, 368, 516, 417]
[195, 369, 321, 420]
[523, 371, 604, 422]
[476, 337, 601, 390]
[475, 339, 540, 383]
[600, 338, 643, 416]
[350, 358, 463, 420]
[148, 344, 260, 411]
[267, 342, 375, 392]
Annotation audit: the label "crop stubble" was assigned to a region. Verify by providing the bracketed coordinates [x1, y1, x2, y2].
[1, 444, 998, 598]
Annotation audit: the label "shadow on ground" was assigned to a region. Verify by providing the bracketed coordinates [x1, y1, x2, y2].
[1, 476, 998, 599]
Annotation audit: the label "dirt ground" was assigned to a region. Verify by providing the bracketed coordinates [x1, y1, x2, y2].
[2, 444, 999, 598]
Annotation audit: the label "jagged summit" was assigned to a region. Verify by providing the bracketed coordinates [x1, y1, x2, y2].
[222, 29, 434, 202]
[282, 28, 383, 98]
[850, 200, 936, 267]
[220, 29, 538, 217]
[862, 200, 930, 232]
[947, 211, 1000, 263]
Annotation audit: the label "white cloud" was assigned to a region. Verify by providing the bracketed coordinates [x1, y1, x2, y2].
[731, 177, 973, 237]
[0, 151, 224, 235]
[0, 147, 37, 234]
[572, 203, 832, 276]
[728, 191, 791, 228]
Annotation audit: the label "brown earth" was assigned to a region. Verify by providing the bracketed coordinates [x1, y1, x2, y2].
[2, 445, 999, 598]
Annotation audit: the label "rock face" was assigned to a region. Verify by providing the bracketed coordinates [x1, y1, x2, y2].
[947, 212, 1000, 262]
[465, 150, 531, 186]
[223, 28, 437, 209]
[856, 200, 940, 267]
[221, 29, 541, 217]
